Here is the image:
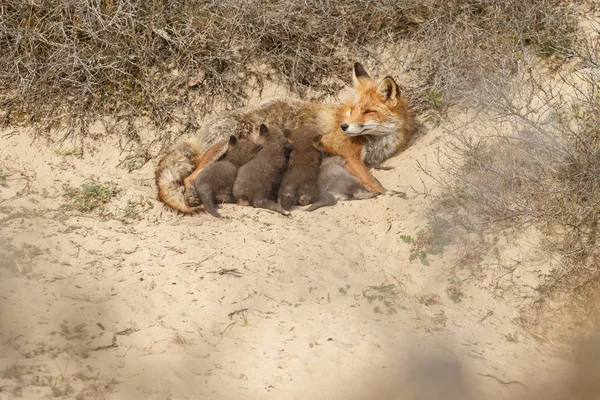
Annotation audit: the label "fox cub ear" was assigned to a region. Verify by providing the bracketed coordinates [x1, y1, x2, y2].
[228, 136, 238, 146]
[353, 62, 372, 88]
[283, 128, 293, 138]
[377, 77, 398, 101]
[311, 135, 324, 152]
[259, 124, 269, 136]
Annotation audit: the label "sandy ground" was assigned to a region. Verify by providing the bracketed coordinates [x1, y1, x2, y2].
[0, 101, 578, 399]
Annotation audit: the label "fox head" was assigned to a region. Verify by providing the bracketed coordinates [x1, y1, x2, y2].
[340, 62, 406, 137]
[257, 124, 294, 153]
[224, 135, 262, 166]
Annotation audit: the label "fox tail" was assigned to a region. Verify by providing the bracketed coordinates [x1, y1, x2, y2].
[155, 139, 202, 214]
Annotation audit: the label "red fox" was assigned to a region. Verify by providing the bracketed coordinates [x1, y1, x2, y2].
[155, 62, 414, 214]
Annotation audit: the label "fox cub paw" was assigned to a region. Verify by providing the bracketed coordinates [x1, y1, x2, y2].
[184, 186, 201, 207]
[298, 194, 313, 206]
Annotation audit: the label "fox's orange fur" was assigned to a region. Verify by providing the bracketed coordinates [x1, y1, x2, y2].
[155, 62, 414, 214]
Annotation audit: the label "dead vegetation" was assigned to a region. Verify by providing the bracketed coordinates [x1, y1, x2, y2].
[424, 33, 600, 340]
[0, 0, 577, 141]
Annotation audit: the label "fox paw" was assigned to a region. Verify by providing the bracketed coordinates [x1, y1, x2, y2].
[373, 164, 394, 171]
[184, 187, 201, 207]
[298, 194, 313, 206]
[383, 190, 406, 198]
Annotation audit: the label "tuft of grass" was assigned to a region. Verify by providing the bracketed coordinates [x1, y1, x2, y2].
[359, 282, 402, 315]
[122, 197, 154, 222]
[63, 182, 119, 213]
[503, 332, 519, 343]
[118, 151, 152, 172]
[431, 310, 447, 330]
[59, 321, 88, 341]
[423, 87, 447, 112]
[0, 168, 7, 187]
[446, 283, 464, 304]
[1, 364, 23, 380]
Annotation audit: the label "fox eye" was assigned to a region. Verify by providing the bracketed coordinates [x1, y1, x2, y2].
[363, 110, 375, 114]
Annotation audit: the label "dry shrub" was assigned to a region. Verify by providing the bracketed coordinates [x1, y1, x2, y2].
[428, 36, 600, 340]
[0, 0, 577, 139]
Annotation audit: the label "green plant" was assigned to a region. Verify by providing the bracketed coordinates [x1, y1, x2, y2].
[423, 87, 446, 111]
[63, 182, 119, 212]
[122, 197, 153, 221]
[400, 219, 451, 265]
[118, 151, 151, 172]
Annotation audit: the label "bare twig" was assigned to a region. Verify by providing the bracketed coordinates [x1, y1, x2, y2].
[92, 336, 118, 351]
[209, 268, 242, 278]
[228, 308, 248, 319]
[116, 327, 139, 336]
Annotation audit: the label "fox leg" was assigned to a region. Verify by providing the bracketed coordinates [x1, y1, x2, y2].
[344, 157, 386, 193]
[383, 190, 407, 198]
[319, 133, 386, 193]
[298, 193, 314, 206]
[196, 184, 221, 218]
[305, 192, 337, 212]
[352, 189, 380, 200]
[253, 199, 291, 216]
[236, 196, 251, 206]
[183, 141, 228, 207]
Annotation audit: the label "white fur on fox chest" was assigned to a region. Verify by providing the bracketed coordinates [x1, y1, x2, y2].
[363, 133, 400, 167]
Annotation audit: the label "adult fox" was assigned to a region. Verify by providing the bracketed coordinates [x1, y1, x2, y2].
[155, 62, 414, 214]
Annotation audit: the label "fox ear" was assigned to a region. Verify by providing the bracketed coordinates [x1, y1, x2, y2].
[228, 136, 238, 146]
[377, 76, 398, 101]
[313, 134, 323, 143]
[283, 129, 292, 138]
[259, 124, 268, 136]
[353, 62, 372, 88]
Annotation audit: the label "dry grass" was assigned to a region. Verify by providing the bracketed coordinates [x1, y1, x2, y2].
[0, 0, 577, 140]
[425, 33, 600, 340]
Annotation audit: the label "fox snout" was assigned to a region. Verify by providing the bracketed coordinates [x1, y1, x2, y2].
[340, 123, 365, 136]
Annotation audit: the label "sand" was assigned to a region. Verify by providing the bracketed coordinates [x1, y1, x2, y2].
[0, 101, 576, 399]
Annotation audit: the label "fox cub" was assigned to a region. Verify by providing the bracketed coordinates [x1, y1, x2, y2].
[232, 124, 293, 216]
[193, 136, 261, 217]
[277, 125, 322, 211]
[306, 135, 378, 211]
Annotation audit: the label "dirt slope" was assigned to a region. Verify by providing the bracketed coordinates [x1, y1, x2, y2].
[0, 102, 574, 399]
